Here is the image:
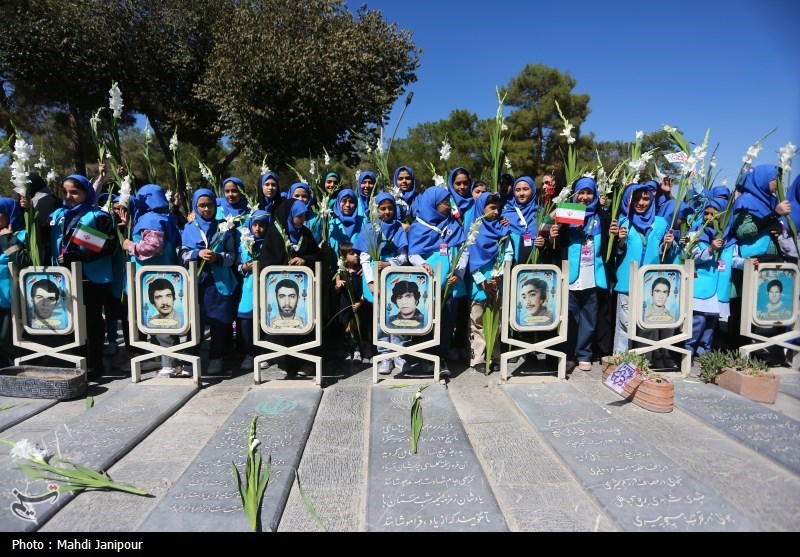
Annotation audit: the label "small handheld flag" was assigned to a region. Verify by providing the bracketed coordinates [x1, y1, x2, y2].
[72, 223, 107, 253]
[555, 202, 586, 226]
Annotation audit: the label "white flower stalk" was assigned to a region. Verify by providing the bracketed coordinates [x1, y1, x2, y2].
[635, 130, 644, 140]
[165, 189, 174, 204]
[218, 214, 237, 233]
[741, 142, 763, 171]
[628, 157, 646, 173]
[504, 156, 512, 171]
[432, 173, 446, 188]
[501, 122, 508, 132]
[240, 227, 255, 255]
[169, 131, 179, 152]
[439, 138, 451, 161]
[466, 218, 482, 246]
[654, 164, 666, 183]
[560, 122, 575, 144]
[261, 165, 271, 175]
[309, 160, 316, 177]
[779, 141, 797, 174]
[323, 151, 330, 166]
[249, 439, 261, 452]
[46, 169, 58, 183]
[14, 139, 35, 164]
[553, 185, 573, 204]
[355, 170, 362, 184]
[709, 155, 717, 168]
[118, 174, 132, 207]
[721, 178, 728, 186]
[144, 121, 151, 143]
[34, 154, 47, 170]
[11, 160, 29, 196]
[199, 162, 214, 183]
[109, 82, 124, 119]
[10, 439, 46, 461]
[663, 124, 677, 134]
[376, 128, 385, 155]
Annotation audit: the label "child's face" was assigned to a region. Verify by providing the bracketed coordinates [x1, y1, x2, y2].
[451, 172, 470, 197]
[195, 196, 216, 220]
[395, 170, 413, 191]
[324, 176, 339, 194]
[292, 213, 306, 228]
[396, 292, 417, 317]
[703, 206, 719, 223]
[436, 199, 451, 217]
[339, 195, 356, 216]
[262, 179, 279, 200]
[483, 201, 500, 221]
[292, 188, 309, 204]
[251, 221, 266, 238]
[223, 181, 242, 204]
[514, 181, 533, 204]
[62, 181, 87, 208]
[345, 250, 359, 266]
[575, 188, 594, 206]
[377, 200, 394, 221]
[633, 191, 651, 214]
[471, 183, 487, 199]
[360, 177, 375, 197]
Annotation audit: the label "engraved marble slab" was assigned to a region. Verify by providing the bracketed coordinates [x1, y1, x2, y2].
[138, 387, 322, 532]
[504, 383, 756, 531]
[0, 396, 57, 434]
[0, 384, 197, 532]
[779, 373, 800, 400]
[366, 384, 508, 532]
[674, 379, 800, 474]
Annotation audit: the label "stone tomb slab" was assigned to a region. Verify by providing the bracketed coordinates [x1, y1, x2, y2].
[0, 383, 197, 532]
[504, 383, 755, 531]
[366, 384, 508, 532]
[674, 380, 800, 475]
[138, 386, 322, 532]
[778, 373, 800, 400]
[0, 396, 57, 434]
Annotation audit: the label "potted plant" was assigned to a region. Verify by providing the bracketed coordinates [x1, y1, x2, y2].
[696, 350, 780, 404]
[601, 350, 674, 413]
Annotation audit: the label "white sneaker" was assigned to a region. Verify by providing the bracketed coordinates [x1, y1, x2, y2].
[206, 359, 223, 375]
[352, 348, 362, 363]
[259, 360, 270, 370]
[241, 355, 254, 370]
[394, 357, 411, 373]
[176, 364, 192, 378]
[157, 367, 175, 378]
[378, 359, 392, 375]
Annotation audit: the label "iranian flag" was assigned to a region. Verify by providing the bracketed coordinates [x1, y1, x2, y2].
[72, 223, 107, 253]
[555, 202, 586, 225]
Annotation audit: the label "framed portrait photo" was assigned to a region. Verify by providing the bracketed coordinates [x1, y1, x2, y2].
[20, 268, 74, 335]
[379, 268, 433, 336]
[261, 266, 314, 335]
[753, 264, 798, 327]
[136, 266, 190, 335]
[509, 265, 561, 332]
[637, 266, 684, 330]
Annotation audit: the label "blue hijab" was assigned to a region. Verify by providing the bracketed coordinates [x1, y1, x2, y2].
[467, 192, 509, 272]
[289, 182, 314, 212]
[658, 198, 694, 228]
[274, 198, 307, 244]
[333, 188, 359, 237]
[131, 184, 181, 247]
[248, 209, 269, 254]
[732, 164, 778, 219]
[570, 177, 601, 236]
[356, 171, 376, 215]
[219, 177, 250, 217]
[407, 186, 466, 255]
[394, 165, 417, 206]
[500, 176, 539, 236]
[0, 197, 24, 232]
[61, 174, 96, 233]
[354, 192, 408, 255]
[182, 188, 218, 249]
[787, 174, 800, 231]
[698, 196, 732, 246]
[622, 183, 656, 235]
[448, 167, 473, 217]
[258, 172, 281, 212]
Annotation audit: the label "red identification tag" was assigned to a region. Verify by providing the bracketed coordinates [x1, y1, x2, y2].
[439, 242, 448, 255]
[523, 234, 532, 247]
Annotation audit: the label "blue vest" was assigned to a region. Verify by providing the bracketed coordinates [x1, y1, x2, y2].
[738, 229, 772, 258]
[614, 215, 668, 294]
[237, 245, 256, 316]
[0, 230, 27, 310]
[565, 226, 607, 289]
[50, 208, 112, 285]
[693, 242, 736, 302]
[422, 248, 466, 299]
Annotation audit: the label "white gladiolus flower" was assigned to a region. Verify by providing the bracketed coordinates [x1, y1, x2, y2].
[169, 134, 178, 152]
[635, 130, 644, 140]
[144, 123, 151, 142]
[553, 186, 572, 204]
[119, 175, 132, 196]
[323, 152, 330, 166]
[466, 219, 482, 245]
[501, 122, 508, 131]
[199, 163, 214, 182]
[11, 439, 46, 461]
[14, 139, 35, 163]
[567, 136, 576, 144]
[641, 151, 653, 163]
[779, 141, 797, 173]
[439, 139, 451, 162]
[218, 215, 236, 232]
[165, 189, 173, 203]
[250, 439, 261, 452]
[663, 124, 677, 133]
[46, 170, 57, 183]
[109, 83, 124, 118]
[105, 151, 112, 159]
[432, 173, 446, 187]
[504, 156, 512, 171]
[34, 154, 47, 170]
[722, 178, 728, 186]
[261, 165, 271, 175]
[560, 123, 574, 142]
[309, 160, 316, 176]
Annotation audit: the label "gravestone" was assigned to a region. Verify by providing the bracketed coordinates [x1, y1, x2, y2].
[0, 396, 57, 434]
[504, 383, 756, 531]
[366, 384, 508, 531]
[0, 384, 197, 532]
[138, 386, 322, 532]
[674, 380, 800, 474]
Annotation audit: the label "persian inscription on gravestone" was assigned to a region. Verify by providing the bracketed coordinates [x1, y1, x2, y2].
[366, 385, 507, 532]
[504, 383, 755, 531]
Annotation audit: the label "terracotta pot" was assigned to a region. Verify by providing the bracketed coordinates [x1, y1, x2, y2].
[713, 367, 780, 404]
[600, 357, 615, 374]
[602, 366, 674, 413]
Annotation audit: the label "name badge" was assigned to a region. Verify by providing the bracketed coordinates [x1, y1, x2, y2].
[580, 244, 593, 264]
[439, 243, 448, 255]
[717, 259, 726, 272]
[523, 234, 532, 247]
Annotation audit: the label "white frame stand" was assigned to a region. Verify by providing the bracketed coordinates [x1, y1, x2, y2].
[739, 260, 800, 364]
[628, 260, 694, 375]
[252, 261, 323, 387]
[9, 262, 87, 369]
[126, 262, 202, 385]
[500, 260, 569, 382]
[372, 264, 442, 384]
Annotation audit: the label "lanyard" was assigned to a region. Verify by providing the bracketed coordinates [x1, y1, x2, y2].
[415, 216, 447, 238]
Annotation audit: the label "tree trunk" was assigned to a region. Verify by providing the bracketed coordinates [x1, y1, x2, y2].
[213, 145, 241, 177]
[68, 103, 87, 176]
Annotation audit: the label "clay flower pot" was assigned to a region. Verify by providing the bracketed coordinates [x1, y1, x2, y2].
[713, 367, 780, 404]
[602, 365, 674, 413]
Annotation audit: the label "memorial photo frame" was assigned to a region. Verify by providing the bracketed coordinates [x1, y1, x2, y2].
[19, 268, 74, 335]
[509, 265, 561, 332]
[637, 266, 685, 330]
[135, 266, 190, 335]
[261, 266, 314, 335]
[379, 268, 433, 336]
[753, 264, 798, 327]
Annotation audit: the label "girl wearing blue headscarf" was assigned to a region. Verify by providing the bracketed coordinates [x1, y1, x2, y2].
[393, 166, 417, 228]
[0, 197, 31, 367]
[256, 198, 321, 377]
[778, 174, 800, 262]
[258, 172, 283, 220]
[657, 198, 695, 250]
[235, 210, 270, 371]
[50, 174, 118, 377]
[181, 188, 238, 375]
[353, 192, 410, 374]
[328, 188, 364, 269]
[289, 182, 323, 243]
[556, 177, 612, 372]
[465, 192, 511, 373]
[217, 177, 251, 220]
[610, 183, 673, 355]
[500, 176, 546, 265]
[447, 167, 473, 224]
[406, 186, 468, 376]
[355, 171, 377, 218]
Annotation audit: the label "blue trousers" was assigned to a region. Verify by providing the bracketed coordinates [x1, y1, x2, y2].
[686, 312, 718, 357]
[566, 288, 598, 363]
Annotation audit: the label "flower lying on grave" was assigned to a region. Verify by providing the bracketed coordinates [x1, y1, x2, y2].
[0, 438, 149, 496]
[387, 384, 429, 454]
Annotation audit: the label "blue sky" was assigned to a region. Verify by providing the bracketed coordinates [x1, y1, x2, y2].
[351, 0, 799, 184]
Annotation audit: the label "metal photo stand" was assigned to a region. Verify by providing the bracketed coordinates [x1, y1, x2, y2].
[252, 261, 323, 386]
[10, 262, 86, 369]
[500, 260, 569, 382]
[126, 262, 201, 385]
[627, 260, 694, 375]
[372, 264, 441, 384]
[739, 260, 800, 363]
